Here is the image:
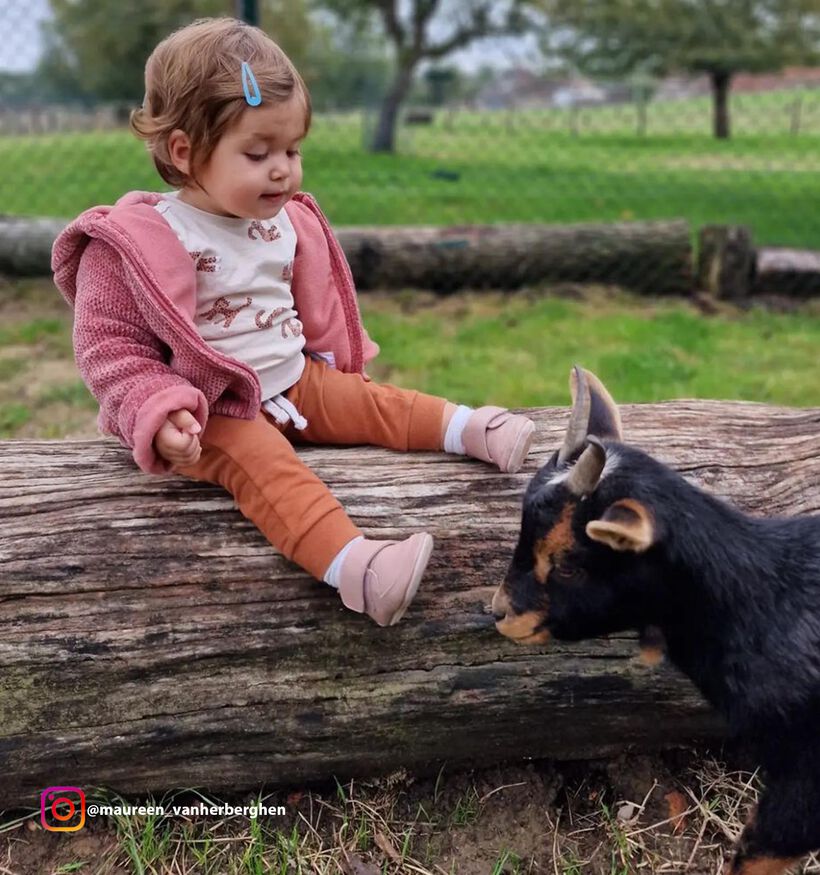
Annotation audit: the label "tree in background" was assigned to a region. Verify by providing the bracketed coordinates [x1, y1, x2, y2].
[37, 0, 390, 112]
[536, 0, 820, 139]
[288, 5, 392, 111]
[38, 0, 228, 103]
[318, 0, 529, 152]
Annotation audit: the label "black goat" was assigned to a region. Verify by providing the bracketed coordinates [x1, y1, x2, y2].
[492, 367, 820, 875]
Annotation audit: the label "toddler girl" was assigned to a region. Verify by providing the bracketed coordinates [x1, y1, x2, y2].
[52, 17, 535, 627]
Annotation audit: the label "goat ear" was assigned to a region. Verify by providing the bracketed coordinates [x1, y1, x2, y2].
[586, 499, 655, 553]
[558, 367, 623, 464]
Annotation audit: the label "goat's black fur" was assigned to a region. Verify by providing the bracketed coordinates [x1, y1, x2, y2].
[493, 368, 820, 874]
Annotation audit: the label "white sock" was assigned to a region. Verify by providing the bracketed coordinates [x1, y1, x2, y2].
[322, 535, 364, 589]
[443, 405, 473, 455]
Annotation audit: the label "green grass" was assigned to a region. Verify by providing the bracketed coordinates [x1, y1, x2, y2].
[0, 281, 818, 442]
[363, 290, 820, 408]
[0, 402, 31, 434]
[1, 89, 820, 246]
[0, 280, 820, 439]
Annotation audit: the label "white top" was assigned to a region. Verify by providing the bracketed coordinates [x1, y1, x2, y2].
[154, 191, 306, 400]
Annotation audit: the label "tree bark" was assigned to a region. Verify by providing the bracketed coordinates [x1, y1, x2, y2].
[710, 70, 732, 140]
[0, 216, 695, 295]
[2, 401, 819, 808]
[338, 219, 693, 294]
[697, 225, 754, 299]
[371, 62, 416, 153]
[0, 215, 66, 276]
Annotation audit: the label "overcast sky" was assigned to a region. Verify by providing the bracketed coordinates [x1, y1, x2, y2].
[1, 0, 50, 72]
[0, 0, 540, 74]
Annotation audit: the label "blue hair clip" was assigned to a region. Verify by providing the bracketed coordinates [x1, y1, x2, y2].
[241, 61, 262, 107]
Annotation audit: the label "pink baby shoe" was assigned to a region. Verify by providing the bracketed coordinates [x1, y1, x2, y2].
[338, 533, 434, 626]
[462, 406, 535, 474]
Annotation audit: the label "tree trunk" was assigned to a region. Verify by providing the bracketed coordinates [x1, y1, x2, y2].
[371, 61, 415, 153]
[710, 70, 732, 140]
[2, 401, 819, 808]
[338, 219, 694, 294]
[1, 216, 695, 295]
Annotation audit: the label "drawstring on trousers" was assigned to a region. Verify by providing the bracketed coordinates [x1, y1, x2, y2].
[262, 394, 308, 430]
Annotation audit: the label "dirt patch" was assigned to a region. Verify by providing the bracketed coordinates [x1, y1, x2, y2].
[0, 750, 761, 875]
[410, 763, 562, 874]
[3, 819, 121, 875]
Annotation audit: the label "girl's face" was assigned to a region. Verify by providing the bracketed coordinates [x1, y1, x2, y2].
[173, 95, 306, 219]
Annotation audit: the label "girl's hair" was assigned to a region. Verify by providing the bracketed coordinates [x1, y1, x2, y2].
[130, 17, 311, 187]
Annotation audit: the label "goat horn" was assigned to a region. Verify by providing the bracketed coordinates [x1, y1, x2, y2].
[566, 437, 607, 496]
[585, 370, 624, 442]
[558, 365, 591, 464]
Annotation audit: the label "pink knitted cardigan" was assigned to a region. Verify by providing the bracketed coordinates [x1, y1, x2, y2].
[52, 190, 379, 475]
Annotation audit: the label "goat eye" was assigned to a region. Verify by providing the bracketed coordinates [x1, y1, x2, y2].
[553, 565, 582, 581]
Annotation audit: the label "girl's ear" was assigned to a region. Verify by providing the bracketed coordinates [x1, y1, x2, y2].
[168, 129, 192, 176]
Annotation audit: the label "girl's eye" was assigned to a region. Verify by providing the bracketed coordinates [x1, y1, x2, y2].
[287, 150, 301, 158]
[245, 153, 267, 162]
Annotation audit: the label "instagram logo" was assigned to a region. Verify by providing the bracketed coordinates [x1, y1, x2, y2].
[41, 787, 86, 832]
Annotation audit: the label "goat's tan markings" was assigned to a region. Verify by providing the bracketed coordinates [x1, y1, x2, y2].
[638, 645, 664, 666]
[639, 625, 665, 666]
[725, 856, 800, 875]
[495, 610, 549, 644]
[533, 504, 576, 583]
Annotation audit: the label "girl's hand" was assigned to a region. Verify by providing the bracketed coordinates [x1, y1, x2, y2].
[154, 409, 202, 467]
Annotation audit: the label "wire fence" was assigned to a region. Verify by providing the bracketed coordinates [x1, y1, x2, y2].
[2, 2, 820, 297]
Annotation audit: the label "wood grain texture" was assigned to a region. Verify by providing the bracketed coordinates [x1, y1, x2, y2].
[1, 401, 818, 807]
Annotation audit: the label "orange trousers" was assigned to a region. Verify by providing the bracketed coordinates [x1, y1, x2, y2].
[175, 356, 447, 579]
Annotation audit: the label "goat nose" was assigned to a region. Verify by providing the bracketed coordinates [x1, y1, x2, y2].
[491, 585, 510, 622]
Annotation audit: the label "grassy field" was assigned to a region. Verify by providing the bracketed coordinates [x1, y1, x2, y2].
[2, 89, 820, 246]
[363, 289, 820, 408]
[1, 279, 818, 442]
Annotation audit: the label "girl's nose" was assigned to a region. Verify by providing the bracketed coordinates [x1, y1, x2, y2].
[269, 160, 288, 181]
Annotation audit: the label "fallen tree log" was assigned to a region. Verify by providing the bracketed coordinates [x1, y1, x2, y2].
[754, 247, 820, 299]
[336, 220, 693, 295]
[0, 215, 693, 295]
[0, 215, 65, 276]
[1, 401, 818, 809]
